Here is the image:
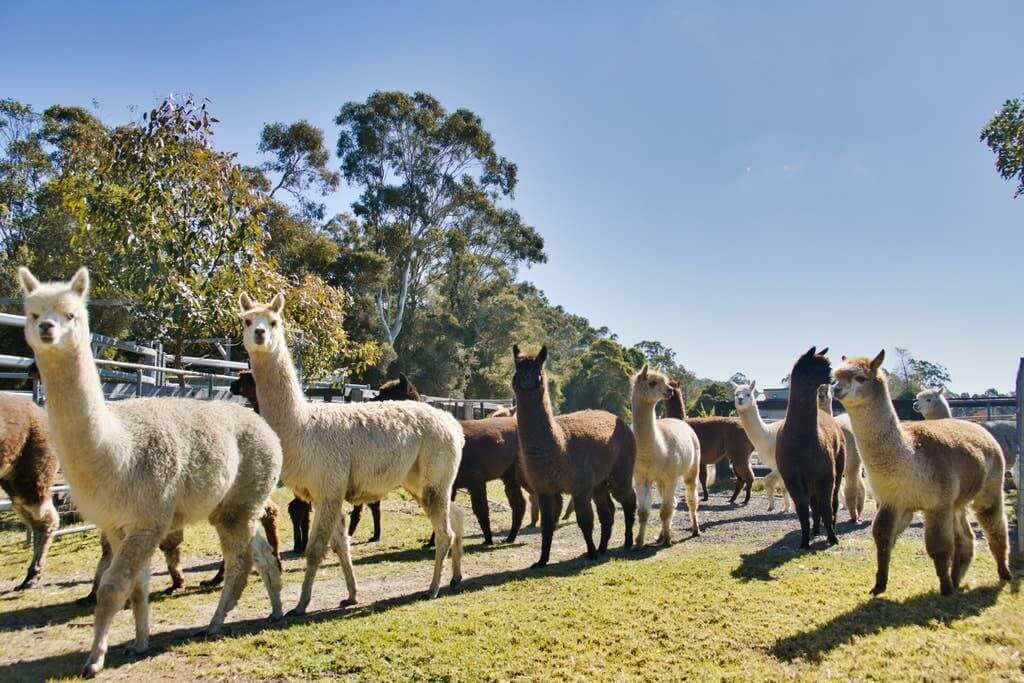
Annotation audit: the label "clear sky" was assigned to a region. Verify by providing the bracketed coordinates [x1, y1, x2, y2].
[4, 1, 1022, 392]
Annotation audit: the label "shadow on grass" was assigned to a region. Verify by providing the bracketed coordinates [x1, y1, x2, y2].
[0, 548, 629, 680]
[771, 583, 1005, 662]
[731, 526, 856, 582]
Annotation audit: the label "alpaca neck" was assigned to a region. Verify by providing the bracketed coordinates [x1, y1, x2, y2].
[786, 383, 820, 429]
[632, 396, 665, 455]
[248, 343, 309, 439]
[665, 394, 686, 420]
[737, 404, 773, 451]
[925, 397, 952, 419]
[843, 387, 912, 477]
[515, 380, 564, 459]
[34, 340, 122, 475]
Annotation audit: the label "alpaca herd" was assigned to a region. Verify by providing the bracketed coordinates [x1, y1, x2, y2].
[1, 267, 1017, 677]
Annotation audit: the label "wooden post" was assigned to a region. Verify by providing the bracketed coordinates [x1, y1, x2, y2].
[1016, 358, 1023, 556]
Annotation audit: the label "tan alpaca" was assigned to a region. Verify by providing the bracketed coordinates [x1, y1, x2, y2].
[733, 382, 790, 512]
[631, 366, 702, 543]
[817, 385, 868, 522]
[833, 351, 1011, 595]
[239, 293, 465, 614]
[18, 268, 283, 678]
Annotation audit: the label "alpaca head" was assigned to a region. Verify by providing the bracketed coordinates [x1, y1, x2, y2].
[913, 387, 948, 418]
[376, 373, 421, 402]
[817, 384, 833, 412]
[512, 344, 547, 394]
[239, 292, 286, 356]
[789, 346, 832, 392]
[632, 365, 673, 406]
[734, 381, 757, 412]
[17, 267, 91, 355]
[230, 370, 259, 404]
[831, 350, 887, 409]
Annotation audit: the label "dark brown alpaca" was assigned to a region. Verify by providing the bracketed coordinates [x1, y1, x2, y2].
[665, 382, 756, 504]
[512, 345, 637, 566]
[775, 347, 846, 548]
[0, 393, 59, 590]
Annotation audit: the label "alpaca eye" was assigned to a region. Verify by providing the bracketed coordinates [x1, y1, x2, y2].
[648, 381, 656, 388]
[65, 312, 74, 321]
[270, 320, 278, 327]
[31, 313, 39, 321]
[244, 319, 252, 327]
[855, 376, 866, 383]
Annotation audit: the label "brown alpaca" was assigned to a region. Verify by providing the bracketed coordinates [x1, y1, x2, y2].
[490, 405, 516, 418]
[665, 382, 756, 504]
[833, 351, 1010, 595]
[512, 345, 637, 566]
[0, 393, 59, 590]
[775, 347, 846, 548]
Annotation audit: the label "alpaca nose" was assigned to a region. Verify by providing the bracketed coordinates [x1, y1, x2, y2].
[38, 320, 55, 337]
[254, 328, 266, 343]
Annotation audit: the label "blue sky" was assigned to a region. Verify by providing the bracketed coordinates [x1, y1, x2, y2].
[4, 1, 1022, 392]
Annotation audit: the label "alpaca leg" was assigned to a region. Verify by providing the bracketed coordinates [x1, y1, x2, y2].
[810, 492, 821, 538]
[843, 476, 860, 524]
[924, 510, 956, 595]
[292, 497, 342, 616]
[468, 482, 493, 545]
[13, 499, 58, 590]
[764, 470, 782, 512]
[260, 503, 281, 562]
[974, 501, 1011, 581]
[84, 528, 163, 679]
[610, 479, 636, 551]
[635, 479, 653, 549]
[207, 521, 255, 634]
[159, 529, 186, 593]
[126, 564, 151, 656]
[369, 500, 382, 542]
[329, 526, 358, 606]
[593, 483, 614, 553]
[699, 464, 710, 502]
[951, 510, 975, 589]
[502, 470, 527, 543]
[449, 504, 464, 587]
[81, 533, 113, 606]
[734, 457, 755, 505]
[655, 479, 677, 546]
[289, 497, 310, 554]
[348, 504, 363, 538]
[422, 486, 454, 596]
[528, 492, 540, 528]
[685, 475, 701, 537]
[795, 499, 812, 549]
[572, 490, 597, 560]
[856, 477, 867, 521]
[870, 506, 914, 595]
[562, 499, 576, 521]
[534, 493, 563, 567]
[250, 533, 283, 620]
[820, 492, 838, 546]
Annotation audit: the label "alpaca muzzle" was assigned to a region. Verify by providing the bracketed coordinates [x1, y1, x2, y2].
[37, 321, 56, 343]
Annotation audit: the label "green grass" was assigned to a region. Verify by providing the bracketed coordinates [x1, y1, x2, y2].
[1, 487, 1022, 681]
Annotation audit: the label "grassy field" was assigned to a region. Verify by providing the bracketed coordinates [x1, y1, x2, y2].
[1, 485, 1022, 681]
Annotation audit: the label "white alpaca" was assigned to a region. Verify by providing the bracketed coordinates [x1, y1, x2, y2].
[733, 382, 790, 513]
[915, 388, 1020, 488]
[631, 366, 701, 544]
[239, 293, 465, 614]
[817, 384, 869, 522]
[18, 268, 283, 678]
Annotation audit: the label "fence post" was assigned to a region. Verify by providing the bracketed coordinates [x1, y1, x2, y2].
[135, 369, 143, 397]
[207, 373, 214, 400]
[1016, 358, 1023, 557]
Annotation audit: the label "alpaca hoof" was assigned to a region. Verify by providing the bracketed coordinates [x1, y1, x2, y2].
[482, 538, 494, 546]
[869, 583, 886, 596]
[121, 643, 148, 658]
[82, 662, 102, 679]
[530, 560, 548, 569]
[940, 584, 955, 596]
[267, 612, 283, 624]
[691, 528, 701, 538]
[77, 593, 98, 607]
[164, 583, 185, 595]
[339, 598, 357, 608]
[369, 535, 381, 543]
[286, 606, 307, 618]
[450, 575, 462, 588]
[827, 535, 838, 546]
[503, 535, 518, 544]
[999, 567, 1012, 581]
[199, 578, 222, 589]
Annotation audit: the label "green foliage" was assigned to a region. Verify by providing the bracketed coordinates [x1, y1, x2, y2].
[632, 339, 701, 403]
[560, 338, 638, 419]
[889, 347, 952, 398]
[256, 120, 340, 220]
[688, 382, 735, 416]
[980, 95, 1024, 197]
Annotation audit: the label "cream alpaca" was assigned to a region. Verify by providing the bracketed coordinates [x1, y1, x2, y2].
[239, 293, 465, 613]
[733, 382, 790, 512]
[915, 388, 1020, 488]
[18, 268, 283, 678]
[817, 385, 868, 522]
[833, 352, 1010, 595]
[631, 366, 702, 543]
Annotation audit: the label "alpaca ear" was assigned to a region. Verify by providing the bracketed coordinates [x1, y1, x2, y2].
[270, 291, 285, 314]
[239, 292, 255, 313]
[512, 344, 521, 361]
[639, 364, 649, 379]
[841, 355, 847, 361]
[17, 267, 39, 295]
[818, 347, 829, 357]
[399, 373, 409, 386]
[537, 345, 548, 365]
[749, 380, 756, 392]
[69, 267, 89, 298]
[803, 346, 816, 359]
[869, 349, 885, 372]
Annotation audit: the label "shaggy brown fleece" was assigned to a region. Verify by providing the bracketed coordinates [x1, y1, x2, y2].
[775, 347, 846, 548]
[513, 345, 637, 566]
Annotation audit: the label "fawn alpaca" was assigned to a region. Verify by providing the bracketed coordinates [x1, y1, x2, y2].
[915, 387, 1020, 488]
[835, 352, 1010, 595]
[0, 393, 59, 591]
[665, 381, 755, 504]
[19, 268, 282, 678]
[240, 293, 464, 612]
[775, 347, 846, 548]
[733, 382, 790, 512]
[512, 345, 636, 565]
[632, 366, 701, 543]
[817, 385, 868, 523]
